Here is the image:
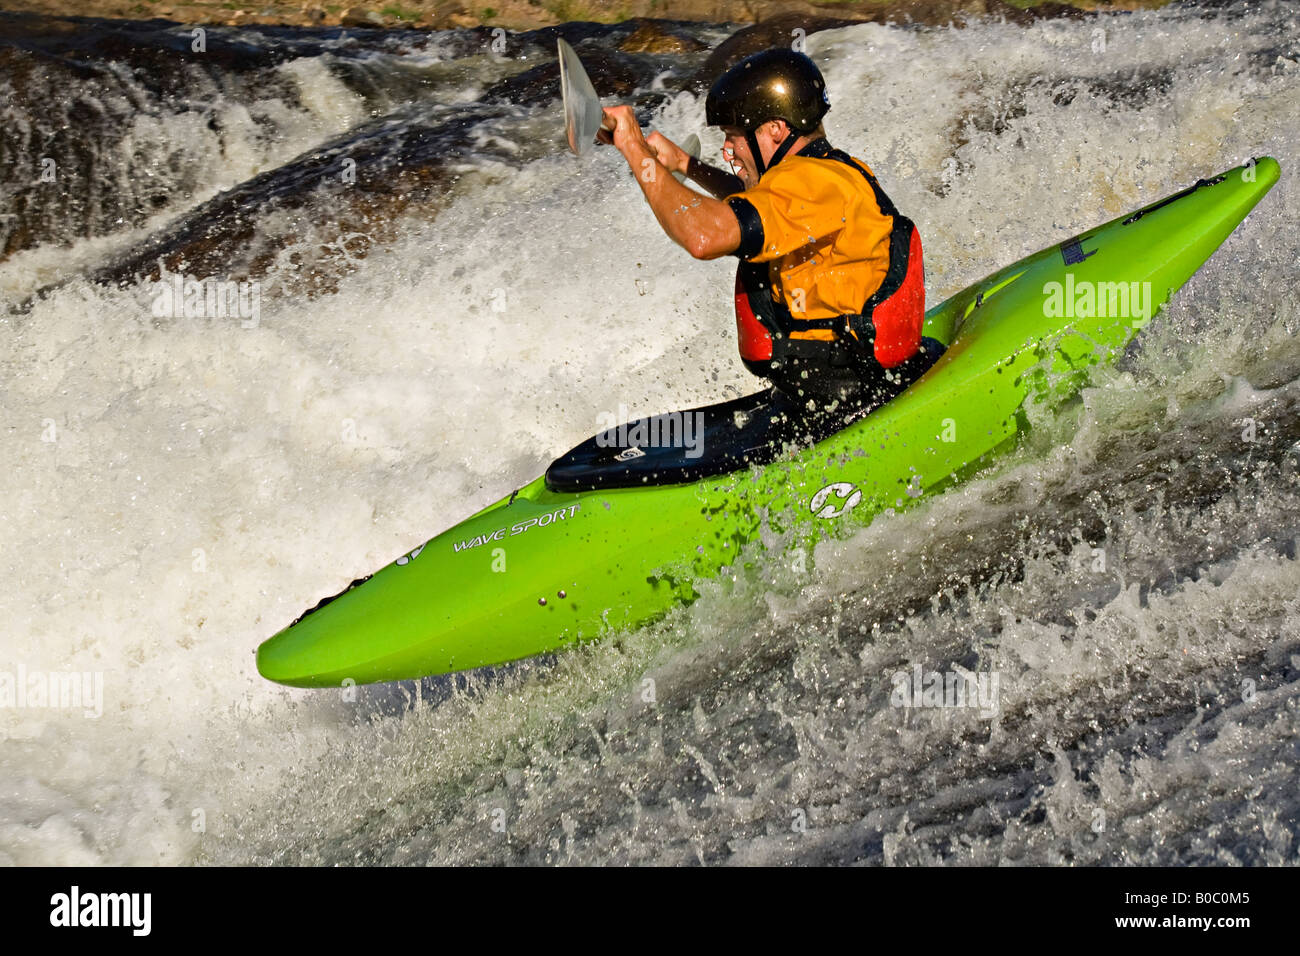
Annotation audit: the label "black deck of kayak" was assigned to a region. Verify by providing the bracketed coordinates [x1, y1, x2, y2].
[545, 340, 944, 492]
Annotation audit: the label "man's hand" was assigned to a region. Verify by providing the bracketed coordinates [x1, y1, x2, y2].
[601, 103, 740, 261]
[601, 105, 651, 161]
[599, 107, 687, 175]
[645, 131, 689, 177]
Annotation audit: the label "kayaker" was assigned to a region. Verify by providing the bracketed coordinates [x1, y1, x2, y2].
[602, 48, 940, 412]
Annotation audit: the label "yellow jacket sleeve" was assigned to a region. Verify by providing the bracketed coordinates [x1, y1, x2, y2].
[730, 159, 865, 263]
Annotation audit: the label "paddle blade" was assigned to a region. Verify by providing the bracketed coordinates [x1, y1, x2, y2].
[558, 38, 604, 156]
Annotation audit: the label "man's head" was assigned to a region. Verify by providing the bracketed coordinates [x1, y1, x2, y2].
[719, 119, 825, 188]
[706, 49, 830, 183]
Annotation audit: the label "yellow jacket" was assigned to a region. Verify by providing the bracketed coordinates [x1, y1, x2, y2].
[728, 149, 894, 342]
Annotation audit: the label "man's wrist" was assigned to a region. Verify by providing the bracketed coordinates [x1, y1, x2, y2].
[628, 142, 663, 184]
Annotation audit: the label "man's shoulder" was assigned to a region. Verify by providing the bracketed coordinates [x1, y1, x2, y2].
[758, 152, 875, 193]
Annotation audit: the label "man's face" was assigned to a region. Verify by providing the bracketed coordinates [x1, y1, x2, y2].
[720, 122, 789, 188]
[720, 126, 757, 187]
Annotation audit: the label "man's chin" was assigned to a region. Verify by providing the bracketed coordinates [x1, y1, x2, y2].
[727, 163, 752, 187]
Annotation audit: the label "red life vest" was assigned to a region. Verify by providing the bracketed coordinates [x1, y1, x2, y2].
[733, 143, 925, 374]
[734, 273, 775, 361]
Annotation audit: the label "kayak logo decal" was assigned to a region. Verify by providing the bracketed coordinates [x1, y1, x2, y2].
[453, 504, 581, 554]
[395, 542, 427, 566]
[615, 446, 646, 462]
[810, 482, 861, 519]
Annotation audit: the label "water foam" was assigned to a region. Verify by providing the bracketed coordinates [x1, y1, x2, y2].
[2, 1, 1298, 864]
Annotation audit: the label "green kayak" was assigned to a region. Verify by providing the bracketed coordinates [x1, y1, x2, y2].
[257, 157, 1281, 688]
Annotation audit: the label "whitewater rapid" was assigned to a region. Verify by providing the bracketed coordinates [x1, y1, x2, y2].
[1, 1, 1297, 864]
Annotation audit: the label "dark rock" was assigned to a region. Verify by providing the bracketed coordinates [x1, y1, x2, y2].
[686, 13, 857, 93]
[619, 22, 708, 54]
[485, 46, 640, 108]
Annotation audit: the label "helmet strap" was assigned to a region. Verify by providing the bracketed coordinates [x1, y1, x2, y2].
[749, 123, 801, 180]
[767, 128, 801, 170]
[746, 130, 766, 179]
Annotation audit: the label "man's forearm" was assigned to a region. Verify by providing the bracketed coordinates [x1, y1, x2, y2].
[626, 142, 738, 258]
[686, 157, 744, 200]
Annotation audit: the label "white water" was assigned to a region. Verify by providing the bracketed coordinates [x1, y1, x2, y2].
[1, 2, 1298, 864]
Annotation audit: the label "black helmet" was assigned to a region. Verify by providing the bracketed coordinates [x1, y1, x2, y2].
[705, 49, 830, 136]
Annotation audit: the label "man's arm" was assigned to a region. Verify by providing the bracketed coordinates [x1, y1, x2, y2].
[606, 107, 740, 260]
[644, 129, 744, 200]
[685, 156, 745, 201]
